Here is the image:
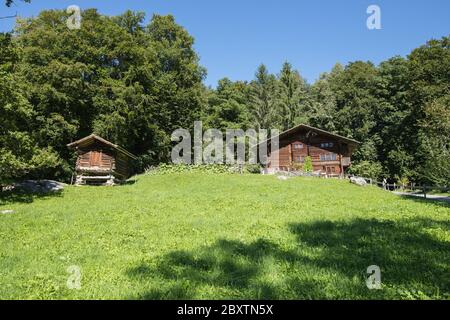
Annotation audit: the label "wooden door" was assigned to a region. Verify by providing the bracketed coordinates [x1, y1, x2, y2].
[89, 151, 102, 166]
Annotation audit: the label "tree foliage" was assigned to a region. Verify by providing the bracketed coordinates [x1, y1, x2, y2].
[0, 8, 448, 186]
[5, 0, 30, 7]
[0, 32, 62, 184]
[276, 62, 310, 130]
[248, 64, 278, 130]
[1, 9, 205, 183]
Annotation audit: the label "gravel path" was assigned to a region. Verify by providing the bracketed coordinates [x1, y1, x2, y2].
[393, 191, 450, 203]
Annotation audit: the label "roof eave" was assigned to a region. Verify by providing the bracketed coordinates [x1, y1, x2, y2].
[258, 124, 361, 147]
[67, 134, 138, 160]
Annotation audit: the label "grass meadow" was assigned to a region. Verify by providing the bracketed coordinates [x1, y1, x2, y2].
[0, 173, 449, 299]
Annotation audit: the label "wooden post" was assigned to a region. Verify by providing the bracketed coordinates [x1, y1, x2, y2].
[306, 132, 311, 158]
[288, 143, 292, 166]
[105, 175, 115, 186]
[109, 160, 113, 183]
[75, 174, 83, 186]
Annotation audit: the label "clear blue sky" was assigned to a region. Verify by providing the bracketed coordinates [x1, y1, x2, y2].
[1, 0, 449, 87]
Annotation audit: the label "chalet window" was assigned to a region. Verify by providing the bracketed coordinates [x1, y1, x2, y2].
[293, 143, 303, 149]
[325, 166, 337, 174]
[320, 142, 334, 148]
[320, 153, 337, 161]
[294, 155, 305, 163]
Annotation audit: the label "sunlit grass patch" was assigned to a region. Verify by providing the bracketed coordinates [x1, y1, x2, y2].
[0, 173, 449, 299]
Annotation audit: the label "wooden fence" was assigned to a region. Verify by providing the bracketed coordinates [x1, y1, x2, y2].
[349, 175, 449, 199]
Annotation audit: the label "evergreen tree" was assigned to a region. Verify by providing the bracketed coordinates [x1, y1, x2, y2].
[249, 64, 278, 129]
[276, 62, 309, 130]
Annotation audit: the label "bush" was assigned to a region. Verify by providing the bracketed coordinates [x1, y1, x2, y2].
[303, 156, 313, 173]
[348, 161, 383, 180]
[244, 164, 262, 174]
[291, 162, 303, 172]
[397, 176, 410, 189]
[145, 164, 243, 175]
[0, 139, 64, 185]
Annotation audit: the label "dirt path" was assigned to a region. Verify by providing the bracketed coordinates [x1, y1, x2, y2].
[393, 191, 450, 203]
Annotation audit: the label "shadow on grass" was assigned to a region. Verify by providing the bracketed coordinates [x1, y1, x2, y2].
[290, 218, 449, 288]
[120, 179, 137, 186]
[0, 189, 63, 205]
[127, 239, 301, 299]
[126, 218, 449, 299]
[397, 194, 450, 208]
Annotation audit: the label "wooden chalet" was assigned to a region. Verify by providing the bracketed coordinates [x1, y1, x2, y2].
[67, 134, 137, 185]
[265, 124, 359, 176]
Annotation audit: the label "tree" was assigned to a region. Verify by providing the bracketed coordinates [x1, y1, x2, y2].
[1, 8, 448, 186]
[249, 64, 278, 129]
[331, 61, 380, 143]
[308, 73, 337, 132]
[5, 0, 30, 7]
[276, 62, 309, 130]
[0, 33, 61, 184]
[417, 96, 450, 186]
[407, 36, 450, 184]
[5, 9, 207, 180]
[323, 61, 387, 183]
[204, 78, 250, 130]
[146, 14, 206, 132]
[374, 56, 412, 181]
[347, 161, 383, 180]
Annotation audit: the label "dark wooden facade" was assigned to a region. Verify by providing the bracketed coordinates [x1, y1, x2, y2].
[266, 124, 359, 176]
[67, 134, 137, 185]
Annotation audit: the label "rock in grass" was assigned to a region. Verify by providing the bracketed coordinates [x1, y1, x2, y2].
[1, 210, 14, 214]
[13, 180, 65, 193]
[350, 176, 367, 186]
[277, 176, 290, 181]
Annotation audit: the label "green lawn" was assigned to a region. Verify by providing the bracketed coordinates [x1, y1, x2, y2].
[1, 173, 449, 300]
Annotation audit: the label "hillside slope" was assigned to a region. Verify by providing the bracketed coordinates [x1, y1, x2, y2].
[1, 174, 449, 299]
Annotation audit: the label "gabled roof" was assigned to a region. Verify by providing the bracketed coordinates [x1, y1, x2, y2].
[263, 124, 360, 146]
[67, 134, 138, 160]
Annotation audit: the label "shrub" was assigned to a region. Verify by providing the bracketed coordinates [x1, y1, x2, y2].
[145, 164, 242, 175]
[291, 162, 303, 172]
[396, 176, 410, 190]
[348, 161, 383, 180]
[303, 156, 313, 173]
[244, 164, 262, 174]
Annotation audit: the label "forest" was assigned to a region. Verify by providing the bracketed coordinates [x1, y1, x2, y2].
[0, 9, 449, 185]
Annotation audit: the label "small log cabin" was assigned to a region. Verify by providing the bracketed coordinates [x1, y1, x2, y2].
[265, 124, 359, 176]
[67, 134, 137, 185]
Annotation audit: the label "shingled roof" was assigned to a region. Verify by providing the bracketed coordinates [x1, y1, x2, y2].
[261, 123, 360, 146]
[67, 134, 138, 160]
